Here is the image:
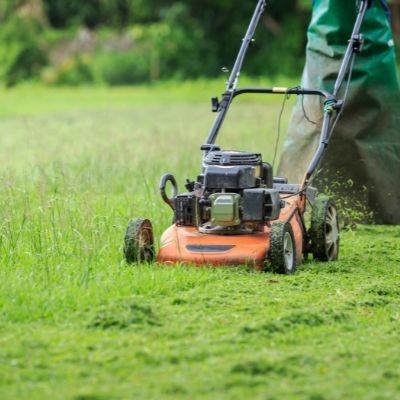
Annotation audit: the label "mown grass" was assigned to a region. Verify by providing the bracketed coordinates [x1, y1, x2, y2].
[0, 82, 399, 400]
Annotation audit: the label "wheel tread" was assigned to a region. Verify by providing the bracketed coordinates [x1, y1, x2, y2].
[310, 196, 339, 261]
[267, 221, 296, 274]
[124, 218, 155, 264]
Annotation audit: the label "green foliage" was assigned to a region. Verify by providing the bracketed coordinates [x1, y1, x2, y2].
[43, 55, 95, 85]
[0, 1, 399, 85]
[94, 51, 149, 85]
[43, 0, 156, 28]
[248, 16, 308, 77]
[43, 0, 104, 28]
[153, 4, 204, 79]
[0, 16, 47, 86]
[0, 0, 313, 85]
[0, 0, 25, 20]
[92, 4, 204, 84]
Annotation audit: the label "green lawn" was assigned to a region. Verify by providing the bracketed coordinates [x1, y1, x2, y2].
[0, 82, 399, 400]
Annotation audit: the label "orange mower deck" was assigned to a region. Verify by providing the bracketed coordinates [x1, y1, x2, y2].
[157, 196, 306, 270]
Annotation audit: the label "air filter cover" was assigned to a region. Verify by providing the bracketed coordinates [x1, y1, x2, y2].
[204, 151, 261, 166]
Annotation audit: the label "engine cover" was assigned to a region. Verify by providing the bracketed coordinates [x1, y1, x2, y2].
[204, 151, 262, 166]
[204, 165, 258, 189]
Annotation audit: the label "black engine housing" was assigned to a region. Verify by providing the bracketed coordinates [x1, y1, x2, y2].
[171, 150, 280, 231]
[201, 151, 273, 190]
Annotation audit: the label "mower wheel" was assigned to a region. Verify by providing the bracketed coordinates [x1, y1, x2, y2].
[267, 222, 296, 274]
[310, 197, 339, 261]
[124, 218, 155, 263]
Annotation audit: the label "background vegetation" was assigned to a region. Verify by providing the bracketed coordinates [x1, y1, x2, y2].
[0, 0, 399, 86]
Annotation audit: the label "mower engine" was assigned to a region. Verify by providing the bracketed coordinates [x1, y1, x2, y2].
[165, 151, 282, 235]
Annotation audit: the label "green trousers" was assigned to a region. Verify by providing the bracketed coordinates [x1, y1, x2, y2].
[278, 0, 400, 224]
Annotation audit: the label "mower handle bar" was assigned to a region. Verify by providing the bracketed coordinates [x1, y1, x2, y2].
[203, 0, 371, 190]
[204, 0, 267, 147]
[226, 0, 267, 92]
[232, 87, 331, 99]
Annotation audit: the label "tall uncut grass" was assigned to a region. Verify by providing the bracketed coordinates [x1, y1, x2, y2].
[0, 82, 293, 321]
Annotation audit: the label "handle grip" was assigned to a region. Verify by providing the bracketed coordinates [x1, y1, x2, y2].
[160, 174, 178, 210]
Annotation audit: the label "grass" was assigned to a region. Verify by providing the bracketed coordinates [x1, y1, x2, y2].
[0, 81, 399, 400]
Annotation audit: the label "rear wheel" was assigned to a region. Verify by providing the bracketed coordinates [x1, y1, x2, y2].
[310, 197, 339, 261]
[267, 222, 296, 274]
[124, 218, 155, 263]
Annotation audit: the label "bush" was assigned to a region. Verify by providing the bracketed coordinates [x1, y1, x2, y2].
[94, 4, 204, 85]
[155, 3, 204, 79]
[94, 51, 149, 85]
[42, 55, 95, 85]
[0, 16, 47, 86]
[43, 0, 155, 29]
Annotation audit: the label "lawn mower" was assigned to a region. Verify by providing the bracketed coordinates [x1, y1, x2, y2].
[124, 0, 371, 273]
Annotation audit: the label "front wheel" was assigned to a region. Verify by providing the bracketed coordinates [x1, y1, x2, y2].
[310, 197, 339, 261]
[266, 222, 296, 274]
[124, 218, 155, 263]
